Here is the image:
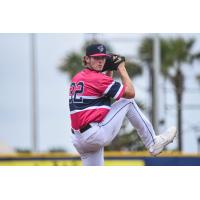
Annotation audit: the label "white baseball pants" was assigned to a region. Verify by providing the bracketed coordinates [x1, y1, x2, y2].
[71, 98, 156, 166]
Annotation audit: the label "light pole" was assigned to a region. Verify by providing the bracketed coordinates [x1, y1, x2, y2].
[30, 33, 38, 152]
[152, 34, 160, 134]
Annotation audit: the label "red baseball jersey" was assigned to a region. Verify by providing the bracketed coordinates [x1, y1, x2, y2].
[69, 68, 126, 130]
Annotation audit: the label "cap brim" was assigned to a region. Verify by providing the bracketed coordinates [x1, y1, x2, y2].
[90, 53, 110, 57]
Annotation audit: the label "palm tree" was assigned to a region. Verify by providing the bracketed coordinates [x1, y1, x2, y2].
[165, 37, 200, 151]
[59, 52, 83, 78]
[138, 36, 200, 151]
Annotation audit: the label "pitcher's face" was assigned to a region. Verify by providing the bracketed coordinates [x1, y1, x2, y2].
[86, 56, 106, 71]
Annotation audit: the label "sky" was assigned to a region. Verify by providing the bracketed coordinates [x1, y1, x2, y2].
[0, 33, 200, 153]
[0, 33, 84, 152]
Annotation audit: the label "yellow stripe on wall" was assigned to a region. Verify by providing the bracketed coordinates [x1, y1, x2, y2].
[0, 160, 144, 166]
[105, 160, 145, 166]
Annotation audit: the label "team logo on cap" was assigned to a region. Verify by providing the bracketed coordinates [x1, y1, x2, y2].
[97, 45, 104, 52]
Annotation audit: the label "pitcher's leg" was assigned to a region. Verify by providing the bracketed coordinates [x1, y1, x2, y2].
[99, 98, 132, 145]
[126, 99, 156, 148]
[80, 147, 104, 166]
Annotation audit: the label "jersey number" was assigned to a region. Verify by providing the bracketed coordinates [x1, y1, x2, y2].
[69, 82, 84, 103]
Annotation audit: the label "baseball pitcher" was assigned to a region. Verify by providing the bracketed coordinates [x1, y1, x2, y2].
[69, 43, 177, 166]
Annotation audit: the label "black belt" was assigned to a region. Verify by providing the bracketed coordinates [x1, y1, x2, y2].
[71, 124, 92, 134]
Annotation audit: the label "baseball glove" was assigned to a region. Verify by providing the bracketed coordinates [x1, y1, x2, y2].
[102, 54, 125, 72]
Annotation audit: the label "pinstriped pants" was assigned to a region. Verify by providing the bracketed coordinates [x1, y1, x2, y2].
[71, 98, 156, 166]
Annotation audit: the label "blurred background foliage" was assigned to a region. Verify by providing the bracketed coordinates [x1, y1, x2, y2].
[59, 36, 200, 152]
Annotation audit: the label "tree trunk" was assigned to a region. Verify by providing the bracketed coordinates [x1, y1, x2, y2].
[147, 63, 154, 126]
[173, 68, 184, 151]
[177, 94, 183, 151]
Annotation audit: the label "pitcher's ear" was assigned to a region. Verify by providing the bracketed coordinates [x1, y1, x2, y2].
[83, 56, 89, 66]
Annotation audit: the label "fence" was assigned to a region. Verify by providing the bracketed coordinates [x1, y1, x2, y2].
[0, 151, 200, 166]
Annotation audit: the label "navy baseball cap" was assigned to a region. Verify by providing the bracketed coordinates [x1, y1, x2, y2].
[86, 44, 109, 57]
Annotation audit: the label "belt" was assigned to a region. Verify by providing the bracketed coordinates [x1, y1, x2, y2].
[71, 124, 92, 134]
